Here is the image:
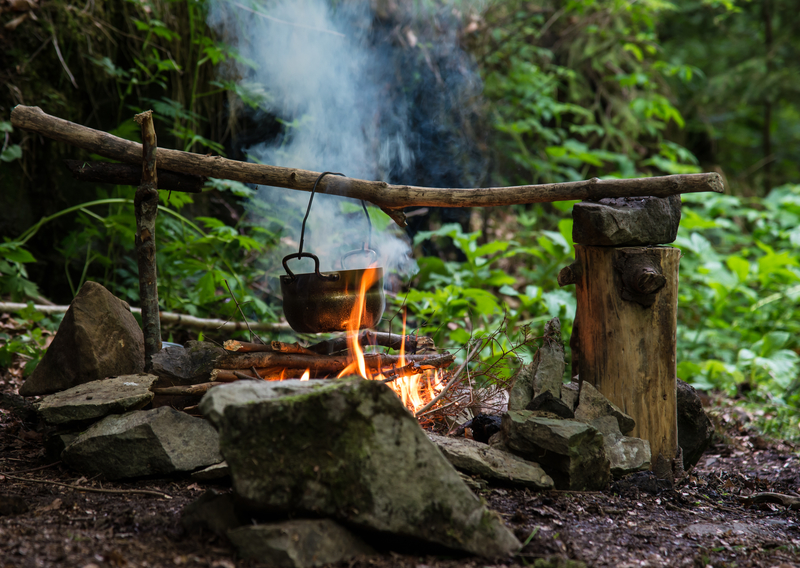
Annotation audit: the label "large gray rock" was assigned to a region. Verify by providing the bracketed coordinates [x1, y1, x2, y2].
[20, 281, 144, 396]
[62, 406, 221, 480]
[561, 381, 635, 434]
[428, 433, 554, 490]
[572, 195, 682, 246]
[227, 520, 375, 568]
[591, 416, 651, 478]
[501, 411, 611, 490]
[35, 374, 157, 425]
[199, 379, 521, 559]
[677, 379, 714, 469]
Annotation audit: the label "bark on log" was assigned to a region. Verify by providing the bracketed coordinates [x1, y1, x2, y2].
[571, 245, 680, 473]
[64, 160, 204, 192]
[12, 106, 724, 222]
[133, 111, 161, 370]
[217, 351, 454, 372]
[307, 331, 435, 355]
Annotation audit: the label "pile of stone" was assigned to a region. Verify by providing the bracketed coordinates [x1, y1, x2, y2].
[18, 281, 715, 566]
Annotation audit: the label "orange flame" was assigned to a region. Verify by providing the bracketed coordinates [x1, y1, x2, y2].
[300, 369, 310, 381]
[335, 276, 445, 414]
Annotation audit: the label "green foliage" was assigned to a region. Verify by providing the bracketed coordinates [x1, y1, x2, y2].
[674, 185, 800, 439]
[476, 0, 700, 185]
[659, 0, 800, 194]
[1, 188, 281, 326]
[0, 305, 62, 376]
[400, 216, 576, 367]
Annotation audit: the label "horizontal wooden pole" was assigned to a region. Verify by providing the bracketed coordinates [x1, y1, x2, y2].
[12, 105, 724, 214]
[64, 160, 204, 192]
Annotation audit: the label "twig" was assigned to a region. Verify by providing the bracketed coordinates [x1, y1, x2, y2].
[51, 35, 78, 88]
[0, 461, 61, 475]
[0, 302, 293, 332]
[0, 473, 172, 499]
[738, 492, 800, 510]
[224, 280, 265, 344]
[414, 340, 483, 417]
[380, 354, 456, 383]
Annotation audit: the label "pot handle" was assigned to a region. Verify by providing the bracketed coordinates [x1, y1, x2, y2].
[282, 252, 340, 282]
[340, 247, 379, 270]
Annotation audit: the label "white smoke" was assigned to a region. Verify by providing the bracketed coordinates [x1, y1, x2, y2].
[206, 0, 418, 277]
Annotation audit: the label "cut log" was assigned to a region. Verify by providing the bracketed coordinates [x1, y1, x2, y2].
[11, 106, 724, 223]
[570, 245, 680, 473]
[64, 160, 204, 192]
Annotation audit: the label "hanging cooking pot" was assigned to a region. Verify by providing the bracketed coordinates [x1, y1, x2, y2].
[279, 172, 386, 333]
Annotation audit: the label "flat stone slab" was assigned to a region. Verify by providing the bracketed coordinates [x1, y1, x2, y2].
[35, 375, 157, 425]
[428, 433, 553, 490]
[228, 520, 375, 568]
[62, 406, 221, 480]
[200, 379, 521, 558]
[572, 195, 681, 246]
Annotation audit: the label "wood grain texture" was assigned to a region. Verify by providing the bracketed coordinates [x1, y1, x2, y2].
[574, 244, 680, 466]
[12, 105, 724, 212]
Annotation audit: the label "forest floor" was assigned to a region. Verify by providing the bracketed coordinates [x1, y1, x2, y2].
[1, 346, 799, 567]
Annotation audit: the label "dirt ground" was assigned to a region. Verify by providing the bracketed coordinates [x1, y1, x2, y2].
[1, 359, 799, 567]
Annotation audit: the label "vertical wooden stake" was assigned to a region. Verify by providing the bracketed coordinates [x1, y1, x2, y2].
[133, 110, 161, 370]
[572, 244, 680, 473]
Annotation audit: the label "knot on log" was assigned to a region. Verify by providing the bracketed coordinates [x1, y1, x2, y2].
[613, 249, 667, 307]
[557, 262, 582, 287]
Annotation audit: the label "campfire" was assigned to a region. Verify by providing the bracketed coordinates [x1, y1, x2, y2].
[213, 264, 454, 417]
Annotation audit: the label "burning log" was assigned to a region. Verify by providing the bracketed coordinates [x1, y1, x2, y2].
[217, 351, 454, 374]
[11, 105, 724, 227]
[223, 340, 318, 355]
[306, 331, 435, 355]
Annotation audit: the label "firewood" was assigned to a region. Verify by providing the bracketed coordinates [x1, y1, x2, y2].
[307, 331, 435, 355]
[150, 382, 227, 395]
[217, 351, 454, 372]
[223, 340, 317, 355]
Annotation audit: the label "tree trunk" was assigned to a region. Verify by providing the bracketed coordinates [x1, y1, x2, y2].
[572, 244, 680, 470]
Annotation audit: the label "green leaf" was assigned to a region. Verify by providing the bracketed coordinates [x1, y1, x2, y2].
[0, 145, 22, 162]
[725, 256, 750, 282]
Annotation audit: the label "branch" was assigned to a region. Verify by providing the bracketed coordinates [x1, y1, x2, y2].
[11, 105, 725, 226]
[1, 473, 172, 499]
[0, 302, 293, 332]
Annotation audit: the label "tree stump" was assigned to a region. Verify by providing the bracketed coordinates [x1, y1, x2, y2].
[564, 245, 680, 472]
